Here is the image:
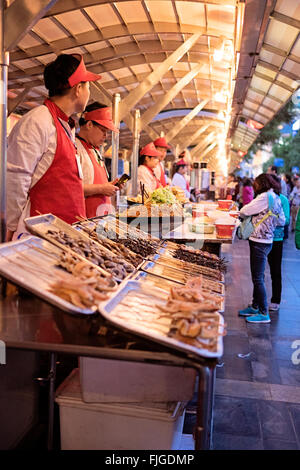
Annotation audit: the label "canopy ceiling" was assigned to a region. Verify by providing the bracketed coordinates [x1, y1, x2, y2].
[5, 0, 300, 174]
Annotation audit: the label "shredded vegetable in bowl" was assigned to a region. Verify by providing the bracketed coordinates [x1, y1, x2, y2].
[146, 187, 178, 205]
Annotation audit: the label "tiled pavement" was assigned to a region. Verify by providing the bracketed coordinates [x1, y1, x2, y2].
[181, 232, 300, 450]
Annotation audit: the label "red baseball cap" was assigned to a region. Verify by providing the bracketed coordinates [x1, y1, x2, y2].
[83, 107, 119, 133]
[68, 54, 102, 87]
[153, 137, 171, 149]
[176, 159, 187, 166]
[140, 142, 161, 157]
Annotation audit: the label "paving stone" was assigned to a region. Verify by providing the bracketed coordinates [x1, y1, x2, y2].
[262, 438, 299, 450]
[212, 396, 260, 437]
[257, 400, 297, 441]
[212, 432, 264, 450]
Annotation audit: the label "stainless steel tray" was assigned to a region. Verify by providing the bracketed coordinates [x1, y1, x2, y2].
[140, 260, 225, 295]
[94, 215, 161, 243]
[149, 251, 225, 283]
[25, 214, 135, 282]
[73, 224, 145, 271]
[99, 280, 224, 359]
[131, 271, 225, 312]
[0, 236, 97, 315]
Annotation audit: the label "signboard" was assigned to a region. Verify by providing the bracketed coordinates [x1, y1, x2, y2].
[273, 158, 284, 167]
[292, 166, 299, 174]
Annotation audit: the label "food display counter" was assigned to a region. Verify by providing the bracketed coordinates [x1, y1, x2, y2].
[0, 212, 229, 450]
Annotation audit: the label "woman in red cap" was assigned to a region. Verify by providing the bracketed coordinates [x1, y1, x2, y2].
[171, 159, 191, 199]
[137, 143, 162, 195]
[76, 102, 120, 217]
[153, 137, 171, 187]
[6, 53, 102, 241]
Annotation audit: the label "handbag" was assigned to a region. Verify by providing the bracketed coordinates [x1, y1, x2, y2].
[237, 193, 278, 240]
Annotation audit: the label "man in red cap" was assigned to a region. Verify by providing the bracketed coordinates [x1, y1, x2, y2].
[153, 137, 171, 187]
[6, 53, 102, 240]
[137, 142, 162, 195]
[76, 102, 121, 217]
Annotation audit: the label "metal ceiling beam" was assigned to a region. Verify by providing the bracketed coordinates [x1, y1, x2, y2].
[253, 71, 294, 93]
[165, 99, 209, 143]
[200, 142, 217, 160]
[190, 131, 215, 158]
[176, 124, 211, 155]
[261, 43, 300, 64]
[11, 37, 214, 62]
[4, 0, 58, 51]
[140, 64, 204, 129]
[8, 87, 31, 115]
[257, 59, 299, 82]
[270, 10, 300, 30]
[90, 82, 112, 106]
[45, 0, 237, 17]
[119, 32, 203, 121]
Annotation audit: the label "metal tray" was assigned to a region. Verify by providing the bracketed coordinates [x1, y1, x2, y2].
[99, 280, 224, 359]
[131, 271, 225, 313]
[149, 252, 225, 283]
[0, 236, 98, 315]
[93, 215, 161, 243]
[25, 214, 136, 283]
[140, 260, 225, 295]
[73, 224, 145, 271]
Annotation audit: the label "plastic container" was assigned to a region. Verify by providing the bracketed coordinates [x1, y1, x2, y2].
[215, 217, 236, 238]
[188, 223, 215, 234]
[55, 369, 186, 450]
[79, 357, 196, 403]
[217, 200, 234, 211]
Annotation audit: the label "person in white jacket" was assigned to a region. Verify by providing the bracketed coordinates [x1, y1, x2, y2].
[238, 173, 285, 324]
[171, 159, 190, 199]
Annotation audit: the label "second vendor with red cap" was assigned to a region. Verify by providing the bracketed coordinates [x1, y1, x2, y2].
[137, 143, 162, 195]
[153, 137, 171, 187]
[76, 102, 120, 217]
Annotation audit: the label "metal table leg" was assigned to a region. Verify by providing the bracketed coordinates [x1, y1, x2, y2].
[47, 352, 57, 451]
[194, 365, 216, 450]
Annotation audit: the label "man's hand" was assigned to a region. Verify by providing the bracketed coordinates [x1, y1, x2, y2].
[112, 178, 126, 191]
[97, 182, 119, 197]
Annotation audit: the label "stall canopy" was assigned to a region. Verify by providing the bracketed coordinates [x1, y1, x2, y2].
[4, 0, 300, 174]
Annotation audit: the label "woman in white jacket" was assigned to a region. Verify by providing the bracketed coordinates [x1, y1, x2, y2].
[238, 173, 285, 324]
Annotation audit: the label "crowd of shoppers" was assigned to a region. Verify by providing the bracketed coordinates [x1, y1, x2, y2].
[236, 167, 300, 324]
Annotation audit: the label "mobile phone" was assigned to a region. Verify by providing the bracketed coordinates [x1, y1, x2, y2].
[115, 173, 131, 187]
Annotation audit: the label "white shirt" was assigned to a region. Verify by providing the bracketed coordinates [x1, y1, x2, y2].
[171, 172, 190, 199]
[75, 137, 95, 185]
[154, 161, 164, 183]
[6, 104, 74, 236]
[137, 165, 159, 195]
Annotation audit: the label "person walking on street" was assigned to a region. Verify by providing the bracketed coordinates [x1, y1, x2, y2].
[267, 165, 287, 196]
[295, 208, 300, 250]
[289, 178, 300, 231]
[238, 174, 285, 324]
[242, 178, 254, 207]
[267, 175, 290, 313]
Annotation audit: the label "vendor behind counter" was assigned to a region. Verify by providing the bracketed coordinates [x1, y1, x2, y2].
[6, 53, 102, 241]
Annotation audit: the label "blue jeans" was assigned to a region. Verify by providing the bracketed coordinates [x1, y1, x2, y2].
[249, 240, 273, 314]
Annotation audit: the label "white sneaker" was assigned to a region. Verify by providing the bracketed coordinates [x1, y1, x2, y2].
[269, 303, 279, 312]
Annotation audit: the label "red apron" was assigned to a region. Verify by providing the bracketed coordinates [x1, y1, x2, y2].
[78, 138, 111, 218]
[159, 162, 167, 187]
[144, 165, 161, 190]
[29, 99, 86, 224]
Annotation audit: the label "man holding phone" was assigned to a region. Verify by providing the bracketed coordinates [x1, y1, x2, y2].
[76, 102, 124, 217]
